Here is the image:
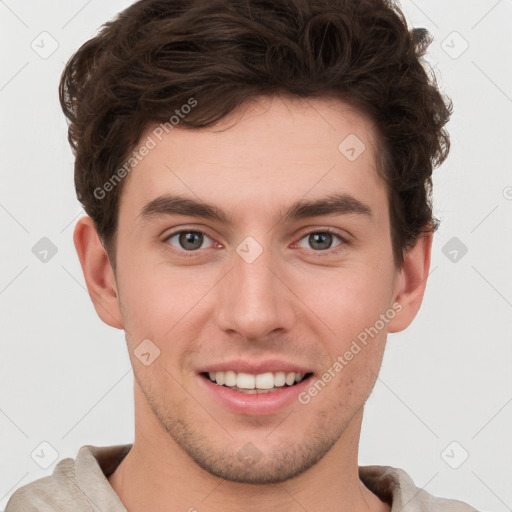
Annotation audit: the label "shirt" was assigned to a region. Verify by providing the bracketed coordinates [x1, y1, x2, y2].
[5, 444, 480, 511]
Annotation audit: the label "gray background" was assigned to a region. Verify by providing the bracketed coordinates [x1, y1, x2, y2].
[1, 1, 511, 510]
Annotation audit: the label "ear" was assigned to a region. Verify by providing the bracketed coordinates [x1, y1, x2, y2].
[73, 216, 124, 329]
[387, 232, 432, 333]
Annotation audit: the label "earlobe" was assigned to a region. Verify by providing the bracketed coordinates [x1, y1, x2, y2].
[387, 232, 433, 333]
[73, 216, 124, 330]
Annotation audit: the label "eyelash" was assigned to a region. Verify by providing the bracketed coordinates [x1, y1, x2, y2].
[162, 228, 349, 257]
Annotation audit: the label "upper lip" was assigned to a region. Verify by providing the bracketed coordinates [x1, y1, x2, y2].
[198, 359, 313, 375]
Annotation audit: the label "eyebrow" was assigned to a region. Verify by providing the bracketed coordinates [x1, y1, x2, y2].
[138, 192, 372, 226]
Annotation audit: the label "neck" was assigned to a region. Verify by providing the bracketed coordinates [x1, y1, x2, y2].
[108, 384, 390, 512]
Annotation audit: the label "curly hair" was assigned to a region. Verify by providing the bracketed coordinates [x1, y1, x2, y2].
[59, 0, 452, 268]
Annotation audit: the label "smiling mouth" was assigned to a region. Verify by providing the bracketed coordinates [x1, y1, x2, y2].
[201, 371, 314, 394]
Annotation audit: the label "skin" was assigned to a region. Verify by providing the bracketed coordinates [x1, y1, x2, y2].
[74, 95, 432, 512]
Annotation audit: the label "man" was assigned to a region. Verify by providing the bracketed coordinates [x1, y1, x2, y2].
[6, 0, 479, 510]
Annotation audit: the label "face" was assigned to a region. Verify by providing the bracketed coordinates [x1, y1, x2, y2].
[113, 95, 402, 484]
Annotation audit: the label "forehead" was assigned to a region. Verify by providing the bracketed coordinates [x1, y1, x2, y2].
[118, 95, 387, 224]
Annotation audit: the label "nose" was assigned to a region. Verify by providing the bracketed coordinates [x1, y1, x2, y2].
[214, 239, 297, 342]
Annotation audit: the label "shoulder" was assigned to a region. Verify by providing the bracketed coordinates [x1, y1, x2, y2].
[5, 444, 130, 512]
[5, 457, 89, 511]
[359, 465, 480, 511]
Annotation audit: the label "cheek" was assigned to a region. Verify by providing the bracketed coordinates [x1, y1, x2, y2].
[116, 257, 177, 341]
[303, 264, 393, 333]
[116, 256, 215, 350]
[117, 270, 194, 387]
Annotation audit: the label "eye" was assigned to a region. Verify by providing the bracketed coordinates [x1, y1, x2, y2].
[295, 229, 346, 252]
[164, 230, 216, 252]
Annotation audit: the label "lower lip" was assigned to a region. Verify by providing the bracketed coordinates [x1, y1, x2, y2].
[199, 374, 313, 416]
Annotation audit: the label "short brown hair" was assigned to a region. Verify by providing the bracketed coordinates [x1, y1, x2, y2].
[59, 0, 452, 269]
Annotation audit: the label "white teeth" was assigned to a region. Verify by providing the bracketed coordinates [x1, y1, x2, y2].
[207, 370, 307, 389]
[285, 372, 296, 386]
[274, 371, 286, 387]
[224, 370, 237, 387]
[237, 372, 255, 389]
[255, 372, 274, 389]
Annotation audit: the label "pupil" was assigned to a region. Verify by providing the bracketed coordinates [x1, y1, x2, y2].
[310, 232, 332, 250]
[180, 232, 202, 250]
